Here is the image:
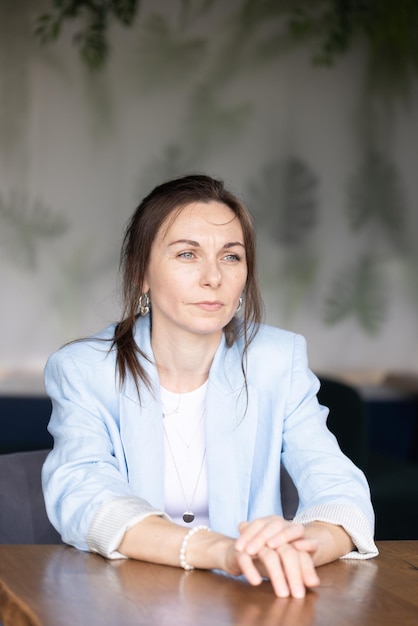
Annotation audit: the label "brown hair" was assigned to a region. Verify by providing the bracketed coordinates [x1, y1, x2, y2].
[113, 174, 264, 395]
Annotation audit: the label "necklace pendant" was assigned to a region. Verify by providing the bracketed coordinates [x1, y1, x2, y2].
[183, 512, 195, 523]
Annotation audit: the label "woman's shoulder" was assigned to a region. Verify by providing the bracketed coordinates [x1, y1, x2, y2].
[230, 324, 310, 399]
[239, 323, 309, 384]
[248, 323, 306, 353]
[44, 323, 121, 407]
[46, 322, 118, 370]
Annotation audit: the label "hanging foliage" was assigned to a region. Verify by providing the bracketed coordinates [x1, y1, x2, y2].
[35, 0, 418, 98]
[35, 0, 139, 70]
[287, 0, 418, 98]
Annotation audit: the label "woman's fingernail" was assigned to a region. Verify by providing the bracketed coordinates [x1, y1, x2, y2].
[292, 586, 305, 599]
[277, 586, 290, 598]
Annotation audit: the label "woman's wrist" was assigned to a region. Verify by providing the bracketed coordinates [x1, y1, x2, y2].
[179, 526, 211, 570]
[303, 521, 354, 565]
[185, 528, 235, 571]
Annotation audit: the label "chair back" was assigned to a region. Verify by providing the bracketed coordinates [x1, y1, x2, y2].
[0, 449, 62, 544]
[281, 376, 369, 519]
[318, 376, 369, 473]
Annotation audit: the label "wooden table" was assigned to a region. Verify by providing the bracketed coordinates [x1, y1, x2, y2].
[0, 542, 417, 626]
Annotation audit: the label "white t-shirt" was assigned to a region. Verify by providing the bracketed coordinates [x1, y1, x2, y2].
[161, 381, 210, 528]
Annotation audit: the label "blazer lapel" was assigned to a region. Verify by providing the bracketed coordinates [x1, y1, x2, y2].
[119, 317, 165, 509]
[119, 382, 165, 509]
[206, 338, 259, 537]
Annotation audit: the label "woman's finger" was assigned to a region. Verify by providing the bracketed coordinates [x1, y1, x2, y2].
[291, 538, 320, 554]
[236, 517, 281, 551]
[274, 543, 307, 598]
[252, 544, 320, 598]
[264, 522, 308, 551]
[236, 517, 304, 555]
[254, 547, 291, 598]
[234, 550, 263, 586]
[233, 541, 320, 599]
[297, 547, 321, 589]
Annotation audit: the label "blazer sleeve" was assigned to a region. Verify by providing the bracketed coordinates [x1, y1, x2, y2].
[42, 345, 167, 556]
[280, 334, 378, 559]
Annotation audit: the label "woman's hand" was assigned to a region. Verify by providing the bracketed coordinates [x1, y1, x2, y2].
[223, 516, 320, 598]
[119, 514, 352, 599]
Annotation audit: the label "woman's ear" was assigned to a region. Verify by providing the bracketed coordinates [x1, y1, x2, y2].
[140, 278, 150, 295]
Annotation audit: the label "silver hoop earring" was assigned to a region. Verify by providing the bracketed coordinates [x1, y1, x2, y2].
[236, 296, 243, 312]
[139, 292, 150, 316]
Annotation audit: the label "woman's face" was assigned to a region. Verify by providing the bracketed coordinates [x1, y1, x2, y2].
[142, 201, 248, 341]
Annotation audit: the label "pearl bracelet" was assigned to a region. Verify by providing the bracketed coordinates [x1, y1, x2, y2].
[179, 525, 211, 570]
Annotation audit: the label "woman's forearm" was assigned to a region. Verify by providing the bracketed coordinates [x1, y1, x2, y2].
[303, 521, 355, 566]
[118, 515, 232, 570]
[118, 514, 324, 598]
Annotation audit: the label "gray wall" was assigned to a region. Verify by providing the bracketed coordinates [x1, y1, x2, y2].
[1, 0, 417, 392]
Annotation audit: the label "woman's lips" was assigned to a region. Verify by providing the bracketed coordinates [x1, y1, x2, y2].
[194, 301, 224, 312]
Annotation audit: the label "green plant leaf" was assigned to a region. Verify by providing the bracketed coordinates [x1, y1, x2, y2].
[34, 13, 62, 43]
[110, 0, 138, 26]
[34, 0, 418, 100]
[365, 0, 418, 100]
[285, 0, 418, 99]
[74, 9, 109, 71]
[34, 0, 141, 70]
[347, 150, 406, 249]
[248, 157, 318, 246]
[323, 256, 387, 334]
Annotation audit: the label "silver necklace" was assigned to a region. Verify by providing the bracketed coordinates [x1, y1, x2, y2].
[163, 408, 206, 460]
[163, 424, 206, 524]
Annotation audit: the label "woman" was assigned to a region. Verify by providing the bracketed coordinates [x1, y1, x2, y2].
[42, 174, 377, 599]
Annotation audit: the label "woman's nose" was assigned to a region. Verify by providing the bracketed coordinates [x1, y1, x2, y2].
[200, 258, 222, 288]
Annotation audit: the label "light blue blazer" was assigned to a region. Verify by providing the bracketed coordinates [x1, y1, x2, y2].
[42, 316, 375, 553]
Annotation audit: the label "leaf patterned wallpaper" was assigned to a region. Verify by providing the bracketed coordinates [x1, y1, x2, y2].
[1, 0, 418, 391]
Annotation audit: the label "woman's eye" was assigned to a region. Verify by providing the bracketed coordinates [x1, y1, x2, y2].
[224, 253, 240, 262]
[178, 251, 195, 259]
